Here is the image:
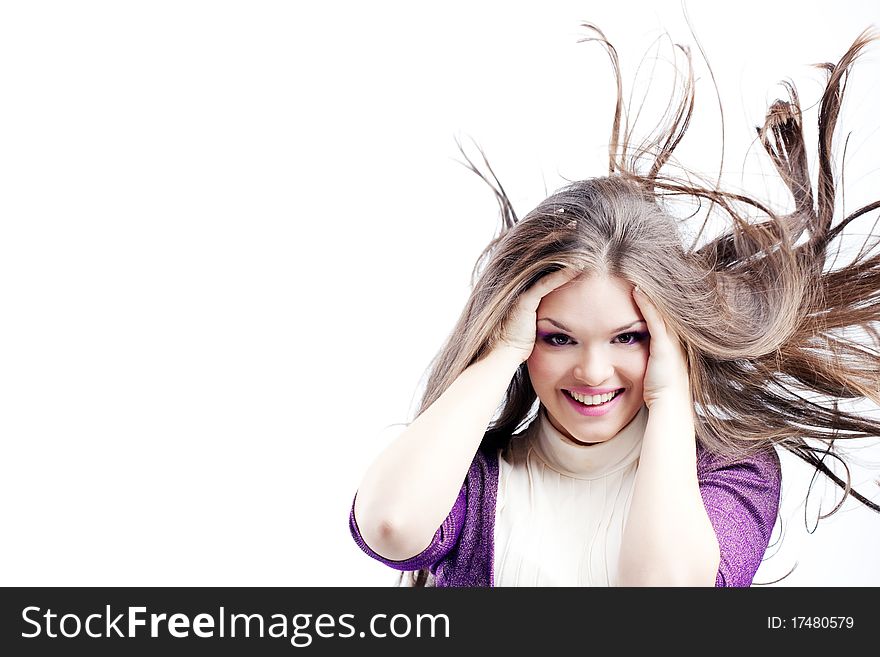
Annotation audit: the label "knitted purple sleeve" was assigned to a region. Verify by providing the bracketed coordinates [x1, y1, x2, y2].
[696, 445, 782, 587]
[349, 484, 468, 571]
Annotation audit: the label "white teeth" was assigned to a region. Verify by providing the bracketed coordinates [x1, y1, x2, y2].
[568, 390, 620, 405]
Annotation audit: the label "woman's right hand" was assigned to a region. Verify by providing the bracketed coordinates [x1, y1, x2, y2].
[497, 267, 583, 362]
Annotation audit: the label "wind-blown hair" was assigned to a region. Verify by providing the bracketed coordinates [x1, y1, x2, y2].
[400, 25, 880, 586]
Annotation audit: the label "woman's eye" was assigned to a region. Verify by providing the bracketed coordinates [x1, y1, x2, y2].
[616, 331, 647, 345]
[543, 333, 573, 347]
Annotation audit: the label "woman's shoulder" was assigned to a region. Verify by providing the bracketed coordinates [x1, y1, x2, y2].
[695, 441, 782, 491]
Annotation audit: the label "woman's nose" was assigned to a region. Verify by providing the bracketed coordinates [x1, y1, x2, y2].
[572, 347, 614, 384]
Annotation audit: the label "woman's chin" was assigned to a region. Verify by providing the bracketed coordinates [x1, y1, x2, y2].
[546, 396, 644, 445]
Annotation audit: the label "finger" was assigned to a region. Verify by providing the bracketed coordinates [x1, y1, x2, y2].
[524, 267, 582, 302]
[632, 286, 672, 344]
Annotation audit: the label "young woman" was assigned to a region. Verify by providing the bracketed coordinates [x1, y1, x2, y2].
[349, 25, 880, 586]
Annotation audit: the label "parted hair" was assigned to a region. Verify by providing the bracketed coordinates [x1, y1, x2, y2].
[400, 25, 880, 586]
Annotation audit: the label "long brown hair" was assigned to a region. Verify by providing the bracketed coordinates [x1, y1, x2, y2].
[400, 25, 880, 586]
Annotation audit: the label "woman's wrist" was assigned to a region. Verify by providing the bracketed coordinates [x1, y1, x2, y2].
[643, 393, 697, 449]
[486, 343, 530, 370]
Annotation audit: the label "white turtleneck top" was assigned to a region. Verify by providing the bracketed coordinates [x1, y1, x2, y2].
[493, 403, 649, 586]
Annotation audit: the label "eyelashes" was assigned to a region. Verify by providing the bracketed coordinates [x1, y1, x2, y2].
[538, 331, 649, 347]
[616, 331, 649, 345]
[540, 333, 575, 347]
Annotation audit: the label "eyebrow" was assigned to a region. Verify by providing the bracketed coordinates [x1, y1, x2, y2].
[537, 318, 647, 334]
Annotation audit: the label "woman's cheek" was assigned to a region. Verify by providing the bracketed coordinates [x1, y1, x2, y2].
[526, 350, 549, 388]
[527, 349, 566, 389]
[628, 350, 650, 387]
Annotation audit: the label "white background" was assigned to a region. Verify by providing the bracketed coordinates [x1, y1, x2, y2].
[1, 1, 878, 587]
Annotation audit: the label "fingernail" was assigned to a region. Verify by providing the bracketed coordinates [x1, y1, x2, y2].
[633, 285, 641, 294]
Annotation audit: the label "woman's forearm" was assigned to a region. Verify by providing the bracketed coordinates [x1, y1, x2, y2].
[353, 346, 523, 561]
[617, 397, 720, 586]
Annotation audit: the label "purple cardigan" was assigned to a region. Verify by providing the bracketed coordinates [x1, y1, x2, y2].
[350, 441, 781, 587]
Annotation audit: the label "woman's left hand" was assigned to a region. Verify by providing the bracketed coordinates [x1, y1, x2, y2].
[632, 286, 692, 408]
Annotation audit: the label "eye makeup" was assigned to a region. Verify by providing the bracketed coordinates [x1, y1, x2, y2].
[537, 331, 574, 347]
[536, 330, 649, 346]
[616, 331, 649, 345]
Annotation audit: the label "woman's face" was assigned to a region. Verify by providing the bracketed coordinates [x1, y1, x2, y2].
[526, 274, 649, 444]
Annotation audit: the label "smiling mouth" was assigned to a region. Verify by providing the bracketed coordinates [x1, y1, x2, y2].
[563, 388, 624, 407]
